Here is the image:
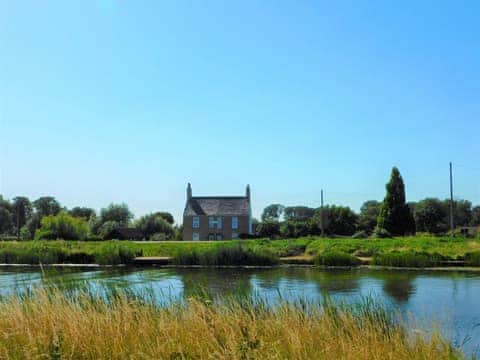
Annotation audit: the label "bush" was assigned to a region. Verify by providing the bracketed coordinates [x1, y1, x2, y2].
[352, 231, 369, 239]
[372, 251, 445, 267]
[173, 245, 279, 266]
[313, 252, 361, 266]
[135, 214, 174, 239]
[35, 212, 88, 240]
[149, 233, 167, 241]
[94, 242, 141, 265]
[372, 228, 392, 239]
[464, 251, 480, 266]
[0, 243, 68, 264]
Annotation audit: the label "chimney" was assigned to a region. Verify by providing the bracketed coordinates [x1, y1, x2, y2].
[246, 184, 250, 200]
[187, 183, 192, 200]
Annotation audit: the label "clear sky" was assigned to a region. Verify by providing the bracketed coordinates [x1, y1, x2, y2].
[1, 1, 479, 223]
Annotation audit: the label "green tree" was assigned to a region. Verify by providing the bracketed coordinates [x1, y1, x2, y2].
[315, 205, 358, 236]
[99, 203, 133, 227]
[447, 199, 473, 227]
[21, 213, 42, 240]
[376, 167, 415, 236]
[135, 213, 174, 239]
[414, 198, 448, 234]
[261, 204, 285, 222]
[358, 200, 381, 234]
[69, 207, 96, 220]
[99, 221, 121, 238]
[0, 207, 14, 235]
[35, 211, 88, 240]
[257, 221, 281, 238]
[283, 206, 315, 221]
[472, 206, 480, 226]
[11, 197, 32, 237]
[154, 211, 175, 225]
[33, 196, 61, 218]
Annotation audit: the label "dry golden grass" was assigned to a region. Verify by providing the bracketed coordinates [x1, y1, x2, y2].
[0, 289, 460, 360]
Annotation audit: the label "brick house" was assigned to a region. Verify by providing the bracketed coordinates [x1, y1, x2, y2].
[182, 183, 253, 240]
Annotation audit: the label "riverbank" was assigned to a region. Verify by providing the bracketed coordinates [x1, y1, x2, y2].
[0, 287, 460, 359]
[0, 236, 479, 267]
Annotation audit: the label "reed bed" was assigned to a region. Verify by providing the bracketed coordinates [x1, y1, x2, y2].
[0, 288, 460, 359]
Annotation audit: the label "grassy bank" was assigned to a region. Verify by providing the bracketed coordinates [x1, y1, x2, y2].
[0, 288, 459, 359]
[0, 236, 479, 266]
[172, 244, 279, 266]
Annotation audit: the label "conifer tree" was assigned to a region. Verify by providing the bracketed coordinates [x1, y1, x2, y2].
[376, 167, 415, 236]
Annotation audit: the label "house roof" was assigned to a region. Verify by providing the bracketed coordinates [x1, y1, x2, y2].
[184, 196, 250, 216]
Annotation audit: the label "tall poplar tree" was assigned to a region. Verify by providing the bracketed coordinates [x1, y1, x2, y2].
[376, 167, 415, 236]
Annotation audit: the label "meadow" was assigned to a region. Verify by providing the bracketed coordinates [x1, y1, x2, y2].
[0, 235, 479, 266]
[0, 287, 460, 359]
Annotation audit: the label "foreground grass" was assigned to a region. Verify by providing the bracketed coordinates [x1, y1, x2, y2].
[0, 289, 460, 359]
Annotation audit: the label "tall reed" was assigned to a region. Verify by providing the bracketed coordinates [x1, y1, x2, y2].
[0, 287, 460, 359]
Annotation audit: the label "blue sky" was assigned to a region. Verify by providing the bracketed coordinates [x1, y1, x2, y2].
[1, 1, 479, 222]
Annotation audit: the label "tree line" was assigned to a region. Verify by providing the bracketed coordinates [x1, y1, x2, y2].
[0, 196, 178, 240]
[257, 167, 480, 238]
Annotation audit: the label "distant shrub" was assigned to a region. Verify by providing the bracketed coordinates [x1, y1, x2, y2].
[313, 252, 361, 266]
[0, 243, 68, 264]
[464, 251, 480, 266]
[93, 242, 141, 265]
[372, 228, 392, 239]
[352, 231, 368, 239]
[149, 233, 167, 241]
[372, 251, 444, 267]
[173, 245, 279, 266]
[35, 212, 88, 240]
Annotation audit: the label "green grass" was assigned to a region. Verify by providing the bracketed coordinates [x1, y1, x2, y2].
[372, 251, 445, 267]
[0, 235, 479, 266]
[172, 244, 279, 266]
[313, 251, 361, 266]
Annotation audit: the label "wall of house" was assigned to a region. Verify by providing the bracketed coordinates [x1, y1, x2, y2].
[183, 215, 251, 240]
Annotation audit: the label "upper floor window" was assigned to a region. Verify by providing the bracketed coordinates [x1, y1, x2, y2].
[232, 216, 239, 230]
[209, 216, 222, 229]
[192, 216, 200, 228]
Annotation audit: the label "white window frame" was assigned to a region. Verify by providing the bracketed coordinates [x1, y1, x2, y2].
[192, 216, 200, 229]
[232, 216, 239, 230]
[192, 232, 200, 241]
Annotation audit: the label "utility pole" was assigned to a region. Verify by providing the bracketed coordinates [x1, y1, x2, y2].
[320, 189, 324, 237]
[449, 162, 454, 233]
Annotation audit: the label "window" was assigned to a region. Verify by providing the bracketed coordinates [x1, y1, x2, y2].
[192, 216, 200, 228]
[232, 216, 238, 230]
[192, 232, 200, 241]
[209, 216, 222, 229]
[216, 233, 223, 240]
[208, 233, 215, 240]
[232, 232, 239, 239]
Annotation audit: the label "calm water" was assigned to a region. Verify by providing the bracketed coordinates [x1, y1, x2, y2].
[1, 266, 480, 356]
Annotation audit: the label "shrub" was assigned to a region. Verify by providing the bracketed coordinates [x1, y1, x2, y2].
[314, 252, 361, 266]
[464, 251, 480, 266]
[35, 212, 88, 240]
[352, 231, 368, 239]
[149, 233, 167, 241]
[173, 245, 279, 266]
[372, 228, 392, 239]
[135, 214, 174, 239]
[372, 251, 444, 267]
[94, 242, 141, 265]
